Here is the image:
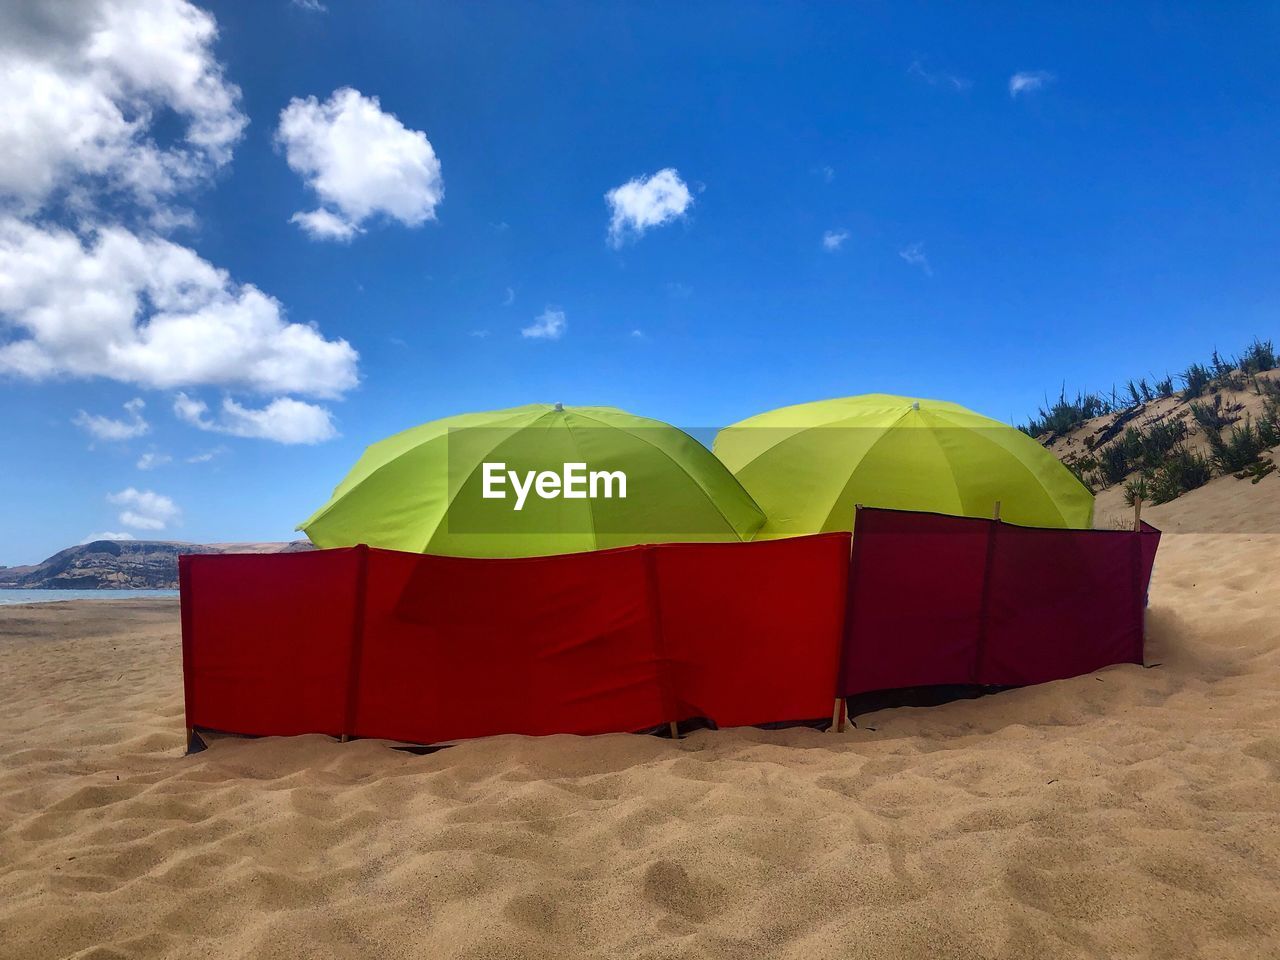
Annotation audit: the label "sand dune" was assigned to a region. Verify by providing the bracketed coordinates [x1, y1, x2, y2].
[2, 531, 1278, 959]
[1094, 466, 1280, 534]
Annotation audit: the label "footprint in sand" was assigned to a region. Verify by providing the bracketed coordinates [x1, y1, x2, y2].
[641, 860, 718, 920]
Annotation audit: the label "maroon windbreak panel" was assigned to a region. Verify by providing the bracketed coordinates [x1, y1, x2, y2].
[654, 533, 851, 727]
[838, 510, 989, 696]
[351, 546, 669, 743]
[979, 522, 1160, 686]
[838, 508, 1161, 697]
[179, 549, 362, 738]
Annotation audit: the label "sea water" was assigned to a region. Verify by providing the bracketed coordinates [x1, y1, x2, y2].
[0, 589, 179, 605]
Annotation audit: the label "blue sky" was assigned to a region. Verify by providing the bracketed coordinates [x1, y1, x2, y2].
[2, 1, 1279, 565]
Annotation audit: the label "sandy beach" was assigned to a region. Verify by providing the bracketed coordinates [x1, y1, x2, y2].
[1, 522, 1277, 960]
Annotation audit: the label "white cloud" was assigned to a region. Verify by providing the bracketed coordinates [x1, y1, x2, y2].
[0, 0, 245, 215]
[1009, 71, 1054, 97]
[502, 286, 515, 306]
[909, 60, 971, 92]
[0, 4, 353, 453]
[148, 206, 198, 233]
[136, 451, 171, 470]
[278, 87, 443, 241]
[73, 397, 149, 441]
[822, 229, 850, 251]
[605, 168, 693, 247]
[0, 218, 358, 397]
[630, 329, 645, 339]
[107, 487, 180, 531]
[521, 308, 566, 341]
[172, 391, 209, 425]
[289, 208, 360, 242]
[899, 242, 933, 276]
[81, 531, 136, 544]
[186, 446, 225, 463]
[174, 392, 337, 444]
[291, 0, 327, 11]
[821, 165, 835, 183]
[470, 329, 490, 339]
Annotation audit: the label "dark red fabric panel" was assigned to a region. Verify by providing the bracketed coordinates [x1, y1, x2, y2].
[351, 546, 668, 743]
[654, 533, 851, 727]
[838, 510, 989, 696]
[839, 508, 1162, 697]
[179, 549, 361, 737]
[980, 522, 1161, 686]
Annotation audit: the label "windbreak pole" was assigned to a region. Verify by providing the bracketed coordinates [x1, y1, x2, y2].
[971, 500, 1003, 682]
[340, 544, 371, 743]
[178, 554, 201, 754]
[643, 549, 683, 741]
[833, 504, 864, 734]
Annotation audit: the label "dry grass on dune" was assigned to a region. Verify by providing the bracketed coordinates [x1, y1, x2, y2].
[1094, 465, 1280, 534]
[1, 533, 1279, 959]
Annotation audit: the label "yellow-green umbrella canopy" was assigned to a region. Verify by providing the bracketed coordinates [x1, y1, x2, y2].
[713, 393, 1093, 536]
[300, 403, 765, 557]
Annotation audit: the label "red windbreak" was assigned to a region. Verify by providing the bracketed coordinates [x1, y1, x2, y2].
[655, 533, 850, 727]
[179, 515, 1158, 747]
[179, 549, 361, 737]
[352, 546, 668, 743]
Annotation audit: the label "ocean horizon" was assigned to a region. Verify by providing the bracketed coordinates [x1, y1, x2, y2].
[0, 589, 179, 605]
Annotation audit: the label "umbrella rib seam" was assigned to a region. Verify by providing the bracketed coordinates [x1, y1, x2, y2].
[817, 406, 915, 531]
[560, 414, 601, 550]
[929, 408, 1073, 526]
[568, 409, 760, 539]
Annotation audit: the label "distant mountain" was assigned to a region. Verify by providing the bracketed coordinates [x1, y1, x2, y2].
[0, 539, 315, 590]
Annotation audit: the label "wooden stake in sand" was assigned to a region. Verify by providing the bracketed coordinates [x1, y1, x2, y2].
[1133, 497, 1143, 532]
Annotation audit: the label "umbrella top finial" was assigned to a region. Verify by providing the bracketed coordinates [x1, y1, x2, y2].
[554, 401, 564, 412]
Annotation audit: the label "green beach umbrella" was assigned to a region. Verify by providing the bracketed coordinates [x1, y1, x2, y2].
[300, 403, 765, 557]
[713, 393, 1094, 536]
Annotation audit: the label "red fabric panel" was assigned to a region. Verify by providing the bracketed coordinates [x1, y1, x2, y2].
[179, 549, 361, 737]
[654, 533, 850, 727]
[839, 510, 990, 696]
[351, 546, 668, 743]
[980, 523, 1161, 686]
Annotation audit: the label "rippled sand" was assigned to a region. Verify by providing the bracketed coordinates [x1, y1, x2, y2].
[2, 531, 1278, 959]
